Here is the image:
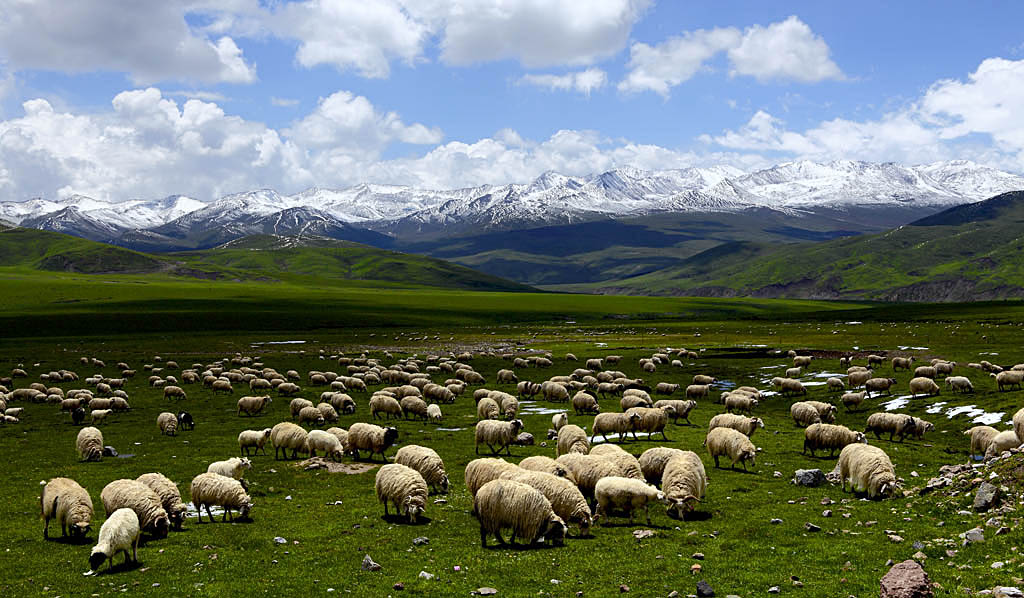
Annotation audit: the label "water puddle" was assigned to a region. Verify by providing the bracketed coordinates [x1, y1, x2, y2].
[251, 340, 307, 345]
[845, 321, 863, 325]
[897, 346, 929, 350]
[518, 401, 569, 415]
[436, 427, 466, 432]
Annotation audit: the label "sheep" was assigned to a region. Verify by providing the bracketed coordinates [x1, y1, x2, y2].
[88, 397, 112, 410]
[426, 403, 443, 423]
[325, 427, 349, 452]
[347, 422, 399, 461]
[985, 430, 1022, 458]
[593, 476, 669, 526]
[945, 376, 974, 394]
[793, 355, 813, 368]
[496, 369, 518, 384]
[705, 427, 757, 471]
[840, 391, 868, 411]
[325, 392, 356, 414]
[708, 413, 764, 438]
[803, 423, 867, 457]
[277, 382, 302, 396]
[649, 399, 693, 425]
[993, 370, 1024, 391]
[499, 469, 591, 536]
[590, 443, 644, 480]
[565, 353, 578, 362]
[135, 473, 187, 531]
[780, 378, 807, 396]
[964, 426, 999, 458]
[554, 453, 621, 499]
[475, 419, 524, 456]
[163, 386, 186, 400]
[908, 376, 941, 398]
[374, 463, 428, 523]
[866, 354, 884, 367]
[552, 424, 588, 457]
[567, 391, 598, 416]
[654, 382, 680, 396]
[1014, 408, 1024, 446]
[465, 458, 520, 497]
[826, 377, 845, 392]
[41, 477, 93, 539]
[591, 412, 641, 444]
[476, 397, 500, 420]
[661, 451, 707, 518]
[911, 366, 936, 380]
[211, 379, 234, 394]
[475, 479, 566, 548]
[271, 422, 309, 460]
[71, 407, 86, 426]
[365, 394, 399, 420]
[906, 418, 934, 440]
[791, 401, 837, 426]
[833, 444, 897, 499]
[519, 455, 575, 483]
[848, 370, 873, 388]
[891, 356, 915, 371]
[100, 479, 170, 538]
[726, 392, 761, 415]
[596, 382, 623, 398]
[625, 406, 671, 441]
[289, 398, 314, 418]
[207, 457, 252, 480]
[685, 384, 710, 400]
[90, 409, 112, 425]
[301, 429, 342, 461]
[620, 395, 652, 410]
[189, 473, 253, 523]
[156, 411, 178, 436]
[395, 445, 449, 494]
[499, 395, 520, 419]
[551, 412, 568, 431]
[864, 412, 918, 442]
[77, 426, 103, 461]
[785, 367, 803, 378]
[542, 382, 571, 402]
[934, 361, 956, 377]
[111, 397, 131, 412]
[236, 395, 272, 416]
[864, 377, 897, 397]
[87, 508, 140, 574]
[637, 447, 687, 487]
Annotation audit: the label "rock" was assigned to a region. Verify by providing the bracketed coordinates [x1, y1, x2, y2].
[412, 537, 429, 546]
[793, 469, 827, 487]
[961, 527, 985, 545]
[102, 446, 118, 457]
[361, 555, 381, 571]
[546, 429, 558, 440]
[805, 522, 821, 532]
[513, 432, 534, 446]
[823, 510, 833, 517]
[619, 584, 630, 593]
[692, 552, 705, 560]
[393, 582, 404, 590]
[418, 571, 434, 580]
[974, 482, 1000, 512]
[997, 526, 1011, 535]
[696, 580, 714, 597]
[773, 471, 783, 478]
[995, 587, 1024, 598]
[691, 564, 702, 574]
[912, 551, 927, 561]
[475, 588, 498, 596]
[770, 518, 783, 525]
[879, 560, 933, 598]
[632, 529, 655, 540]
[888, 534, 904, 543]
[992, 561, 1005, 569]
[768, 586, 780, 594]
[273, 537, 286, 544]
[668, 592, 679, 598]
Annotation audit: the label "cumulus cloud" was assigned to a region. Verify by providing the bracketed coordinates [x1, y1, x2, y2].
[518, 68, 608, 95]
[619, 16, 843, 96]
[271, 97, 300, 107]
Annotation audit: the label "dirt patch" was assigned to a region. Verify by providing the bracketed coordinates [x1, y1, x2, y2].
[296, 457, 378, 474]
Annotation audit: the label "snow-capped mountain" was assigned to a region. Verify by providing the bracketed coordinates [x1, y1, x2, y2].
[2, 159, 1023, 248]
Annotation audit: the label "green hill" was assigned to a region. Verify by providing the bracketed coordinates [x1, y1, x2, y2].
[0, 227, 169, 273]
[559, 190, 1024, 301]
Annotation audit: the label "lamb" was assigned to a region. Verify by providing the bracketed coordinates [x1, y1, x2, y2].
[833, 444, 897, 499]
[654, 382, 680, 395]
[465, 458, 520, 497]
[77, 426, 104, 461]
[907, 418, 934, 440]
[207, 457, 252, 480]
[519, 455, 575, 483]
[790, 401, 836, 427]
[100, 479, 170, 537]
[591, 412, 641, 444]
[892, 356, 915, 371]
[803, 423, 867, 457]
[840, 391, 868, 411]
[908, 376, 941, 398]
[135, 473, 187, 531]
[41, 477, 93, 539]
[163, 386, 186, 400]
[426, 403, 443, 423]
[347, 422, 399, 461]
[90, 409, 112, 425]
[965, 426, 1000, 458]
[499, 469, 591, 536]
[685, 384, 710, 400]
[945, 376, 974, 394]
[661, 451, 707, 518]
[189, 473, 253, 522]
[985, 430, 1022, 458]
[705, 427, 757, 471]
[476, 397, 500, 420]
[238, 428, 272, 456]
[625, 406, 671, 441]
[864, 377, 897, 397]
[557, 424, 590, 456]
[708, 413, 764, 437]
[993, 370, 1024, 391]
[236, 395, 272, 416]
[271, 422, 309, 460]
[864, 412, 918, 442]
[395, 445, 450, 494]
[87, 508, 140, 574]
[153, 411, 176, 436]
[475, 479, 567, 548]
[375, 463, 428, 523]
[590, 443, 644, 479]
[475, 419, 524, 455]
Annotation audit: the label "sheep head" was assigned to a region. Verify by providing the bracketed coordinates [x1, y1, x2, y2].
[854, 432, 867, 444]
[753, 418, 765, 429]
[88, 549, 108, 572]
[539, 514, 567, 546]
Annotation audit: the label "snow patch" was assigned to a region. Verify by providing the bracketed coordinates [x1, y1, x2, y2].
[880, 398, 910, 411]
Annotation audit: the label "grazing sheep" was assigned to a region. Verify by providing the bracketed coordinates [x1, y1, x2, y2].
[565, 353, 578, 362]
[945, 376, 974, 394]
[793, 355, 813, 368]
[803, 423, 867, 457]
[189, 473, 253, 523]
[90, 409, 112, 425]
[476, 397, 500, 420]
[892, 356, 915, 371]
[207, 457, 252, 480]
[555, 453, 621, 498]
[111, 397, 131, 412]
[590, 443, 644, 480]
[496, 369, 518, 384]
[270, 422, 309, 460]
[88, 397, 112, 410]
[625, 406, 671, 441]
[156, 412, 177, 436]
[705, 427, 757, 471]
[864, 377, 897, 397]
[565, 392, 596, 416]
[347, 422, 399, 461]
[41, 477, 93, 539]
[499, 469, 591, 536]
[791, 401, 837, 427]
[620, 394, 652, 410]
[1014, 408, 1024, 445]
[100, 479, 170, 537]
[87, 508, 140, 574]
[398, 396, 428, 421]
[135, 473, 186, 531]
[542, 382, 571, 402]
[826, 377, 845, 392]
[661, 452, 707, 518]
[908, 376, 941, 398]
[77, 427, 103, 461]
[499, 395, 520, 419]
[475, 479, 566, 548]
[519, 455, 575, 483]
[375, 464, 428, 523]
[985, 430, 1022, 458]
[864, 412, 918, 442]
[993, 370, 1024, 391]
[475, 419, 524, 456]
[591, 412, 641, 444]
[289, 398, 313, 418]
[913, 366, 937, 379]
[934, 361, 956, 377]
[654, 382, 680, 396]
[907, 418, 935, 440]
[833, 444, 897, 499]
[395, 445, 449, 494]
[277, 382, 301, 396]
[965, 425, 1000, 458]
[840, 391, 868, 411]
[692, 374, 716, 385]
[653, 399, 696, 425]
[556, 424, 590, 456]
[637, 447, 688, 487]
[163, 386, 186, 401]
[708, 413, 764, 438]
[866, 355, 884, 367]
[368, 394, 402, 420]
[211, 380, 234, 394]
[326, 427, 349, 451]
[236, 395, 272, 416]
[685, 384, 710, 400]
[785, 367, 803, 378]
[779, 378, 807, 396]
[426, 403, 443, 423]
[725, 393, 759, 415]
[465, 458, 520, 497]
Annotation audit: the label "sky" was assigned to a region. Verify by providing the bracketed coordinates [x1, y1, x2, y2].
[0, 0, 1023, 203]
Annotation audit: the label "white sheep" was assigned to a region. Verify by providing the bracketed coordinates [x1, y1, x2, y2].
[965, 425, 1000, 458]
[395, 445, 449, 494]
[189, 472, 253, 522]
[90, 409, 112, 425]
[475, 479, 567, 548]
[271, 422, 309, 460]
[707, 413, 764, 438]
[374, 463, 428, 523]
[635, 447, 686, 487]
[945, 376, 974, 394]
[156, 412, 177, 436]
[662, 452, 707, 518]
[591, 412, 641, 444]
[41, 477, 93, 539]
[426, 403, 443, 423]
[833, 444, 897, 499]
[88, 508, 140, 574]
[864, 377, 897, 397]
[803, 423, 867, 457]
[1014, 408, 1024, 445]
[985, 430, 1022, 458]
[790, 401, 833, 427]
[653, 399, 696, 425]
[297, 406, 325, 427]
[135, 473, 187, 531]
[993, 370, 1024, 391]
[826, 377, 845, 392]
[725, 393, 759, 415]
[475, 419, 524, 455]
[625, 406, 671, 441]
[864, 412, 918, 442]
[685, 384, 710, 400]
[207, 457, 252, 480]
[551, 412, 568, 431]
[908, 376, 941, 398]
[100, 479, 170, 538]
[236, 395, 272, 416]
[238, 428, 272, 456]
[347, 422, 399, 461]
[840, 391, 867, 411]
[77, 426, 103, 462]
[519, 455, 575, 483]
[705, 427, 757, 471]
[555, 453, 621, 498]
[476, 397, 500, 420]
[594, 476, 669, 525]
[499, 469, 591, 536]
[465, 458, 520, 497]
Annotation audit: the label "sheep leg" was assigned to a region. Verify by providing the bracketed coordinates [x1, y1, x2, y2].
[480, 526, 488, 548]
[504, 443, 512, 456]
[132, 534, 139, 563]
[206, 504, 215, 523]
[713, 455, 720, 468]
[43, 517, 50, 539]
[645, 505, 651, 526]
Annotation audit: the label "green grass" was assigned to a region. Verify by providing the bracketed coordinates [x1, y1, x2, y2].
[2, 311, 1024, 596]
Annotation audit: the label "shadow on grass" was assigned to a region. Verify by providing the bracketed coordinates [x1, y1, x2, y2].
[480, 541, 564, 551]
[380, 514, 433, 526]
[93, 560, 144, 575]
[48, 534, 92, 546]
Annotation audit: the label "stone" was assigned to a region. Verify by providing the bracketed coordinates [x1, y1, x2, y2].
[691, 564, 702, 574]
[912, 551, 927, 561]
[102, 446, 118, 457]
[668, 592, 679, 598]
[974, 482, 1000, 512]
[823, 510, 833, 517]
[768, 586, 780, 594]
[412, 537, 429, 546]
[619, 584, 630, 593]
[692, 552, 705, 560]
[513, 432, 534, 446]
[361, 555, 381, 571]
[879, 560, 933, 598]
[273, 537, 286, 544]
[994, 587, 1024, 598]
[418, 571, 434, 581]
[770, 518, 783, 525]
[888, 534, 904, 543]
[632, 529, 655, 540]
[546, 429, 558, 440]
[793, 469, 827, 487]
[393, 583, 404, 590]
[805, 522, 821, 532]
[773, 471, 783, 478]
[961, 528, 985, 545]
[475, 588, 498, 596]
[696, 580, 714, 597]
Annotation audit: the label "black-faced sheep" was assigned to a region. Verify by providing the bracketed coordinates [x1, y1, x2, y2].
[41, 477, 93, 539]
[375, 463, 428, 523]
[474, 479, 566, 548]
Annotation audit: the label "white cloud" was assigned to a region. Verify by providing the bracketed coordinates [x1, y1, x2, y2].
[166, 90, 230, 102]
[619, 16, 842, 95]
[518, 68, 607, 95]
[271, 97, 300, 107]
[728, 16, 844, 83]
[0, 0, 256, 84]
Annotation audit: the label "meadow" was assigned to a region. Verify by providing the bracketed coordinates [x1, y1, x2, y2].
[2, 289, 1024, 597]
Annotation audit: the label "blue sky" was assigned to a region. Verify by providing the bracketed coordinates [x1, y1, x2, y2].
[0, 0, 1022, 202]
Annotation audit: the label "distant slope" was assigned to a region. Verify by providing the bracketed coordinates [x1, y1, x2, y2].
[0, 227, 169, 273]
[573, 190, 1024, 301]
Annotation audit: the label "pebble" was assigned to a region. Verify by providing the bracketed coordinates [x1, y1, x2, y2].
[475, 588, 498, 596]
[804, 522, 821, 532]
[418, 571, 435, 580]
[393, 582, 404, 590]
[912, 551, 927, 561]
[768, 586, 780, 594]
[274, 537, 286, 544]
[619, 584, 630, 593]
[412, 537, 429, 546]
[361, 555, 382, 572]
[992, 561, 1005, 569]
[822, 510, 833, 517]
[887, 534, 904, 543]
[692, 552, 705, 560]
[695, 580, 714, 597]
[770, 518, 783, 525]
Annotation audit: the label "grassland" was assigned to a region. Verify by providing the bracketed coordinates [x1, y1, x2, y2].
[2, 300, 1024, 597]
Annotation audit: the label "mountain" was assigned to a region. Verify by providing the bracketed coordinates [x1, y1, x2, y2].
[570, 190, 1024, 301]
